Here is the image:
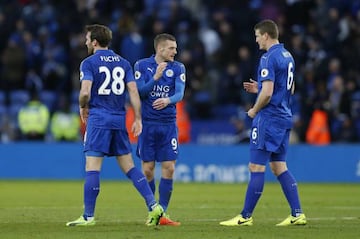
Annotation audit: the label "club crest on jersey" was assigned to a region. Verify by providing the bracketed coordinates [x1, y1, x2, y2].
[261, 69, 269, 77]
[135, 71, 141, 80]
[180, 73, 186, 82]
[165, 69, 174, 77]
[80, 71, 84, 80]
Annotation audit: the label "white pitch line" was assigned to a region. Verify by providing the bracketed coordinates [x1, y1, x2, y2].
[188, 216, 359, 222]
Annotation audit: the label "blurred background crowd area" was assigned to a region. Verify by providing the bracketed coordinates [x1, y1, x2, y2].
[1, 0, 360, 144]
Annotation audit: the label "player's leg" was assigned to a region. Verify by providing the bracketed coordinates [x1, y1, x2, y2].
[158, 160, 180, 226]
[270, 161, 306, 225]
[159, 160, 175, 212]
[134, 126, 164, 225]
[240, 159, 266, 218]
[157, 123, 178, 212]
[220, 120, 269, 226]
[117, 154, 158, 209]
[66, 127, 108, 226]
[156, 124, 180, 226]
[220, 150, 268, 226]
[66, 154, 103, 226]
[142, 161, 156, 194]
[117, 154, 163, 226]
[137, 124, 157, 194]
[270, 131, 306, 226]
[83, 155, 103, 219]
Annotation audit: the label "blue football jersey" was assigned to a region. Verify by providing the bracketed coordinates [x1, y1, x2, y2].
[257, 43, 294, 129]
[134, 55, 186, 123]
[80, 49, 135, 129]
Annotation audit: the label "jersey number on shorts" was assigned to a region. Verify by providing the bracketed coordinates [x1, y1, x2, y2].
[171, 138, 178, 150]
[98, 66, 125, 95]
[251, 127, 258, 140]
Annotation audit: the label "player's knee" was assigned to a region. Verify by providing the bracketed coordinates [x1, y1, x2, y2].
[161, 163, 175, 178]
[143, 168, 154, 179]
[248, 163, 265, 172]
[270, 162, 287, 176]
[165, 166, 175, 176]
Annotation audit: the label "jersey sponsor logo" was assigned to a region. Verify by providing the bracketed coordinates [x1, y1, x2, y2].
[80, 71, 84, 80]
[261, 68, 269, 77]
[150, 85, 170, 98]
[165, 69, 174, 77]
[147, 67, 154, 73]
[180, 73, 186, 82]
[135, 71, 141, 80]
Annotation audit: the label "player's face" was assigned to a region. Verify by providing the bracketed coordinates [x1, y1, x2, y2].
[255, 29, 266, 50]
[158, 40, 177, 62]
[85, 32, 94, 55]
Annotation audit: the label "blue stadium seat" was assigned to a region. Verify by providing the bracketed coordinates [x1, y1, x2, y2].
[212, 104, 239, 119]
[355, 119, 360, 140]
[0, 104, 8, 127]
[9, 90, 30, 106]
[39, 90, 57, 112]
[71, 91, 79, 103]
[0, 91, 5, 105]
[8, 103, 23, 128]
[71, 103, 79, 113]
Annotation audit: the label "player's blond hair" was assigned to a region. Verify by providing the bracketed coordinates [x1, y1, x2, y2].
[154, 33, 176, 51]
[254, 19, 279, 39]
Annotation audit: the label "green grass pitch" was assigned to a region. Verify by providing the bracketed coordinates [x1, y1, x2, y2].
[0, 180, 359, 239]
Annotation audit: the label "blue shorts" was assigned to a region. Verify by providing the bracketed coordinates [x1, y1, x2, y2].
[136, 122, 178, 162]
[249, 116, 290, 165]
[84, 127, 132, 157]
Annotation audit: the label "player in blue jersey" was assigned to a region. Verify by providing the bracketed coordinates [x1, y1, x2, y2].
[134, 33, 186, 226]
[66, 24, 163, 227]
[220, 20, 306, 226]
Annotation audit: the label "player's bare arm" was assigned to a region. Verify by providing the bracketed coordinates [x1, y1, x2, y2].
[248, 80, 273, 118]
[243, 78, 258, 93]
[127, 81, 142, 136]
[79, 80, 92, 124]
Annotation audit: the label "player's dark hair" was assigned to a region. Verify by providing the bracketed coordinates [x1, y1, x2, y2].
[85, 24, 112, 47]
[254, 19, 279, 39]
[154, 33, 176, 50]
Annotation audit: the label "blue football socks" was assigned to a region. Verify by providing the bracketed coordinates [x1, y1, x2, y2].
[83, 170, 100, 218]
[126, 167, 157, 210]
[277, 170, 303, 216]
[148, 179, 156, 195]
[241, 172, 265, 218]
[159, 178, 173, 212]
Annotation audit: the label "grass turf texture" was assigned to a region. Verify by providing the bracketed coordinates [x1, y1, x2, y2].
[0, 181, 359, 239]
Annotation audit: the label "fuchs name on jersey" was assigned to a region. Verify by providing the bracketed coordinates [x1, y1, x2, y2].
[100, 55, 120, 62]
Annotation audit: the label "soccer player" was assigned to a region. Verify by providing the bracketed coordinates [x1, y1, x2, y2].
[66, 24, 163, 227]
[220, 19, 307, 226]
[134, 33, 186, 226]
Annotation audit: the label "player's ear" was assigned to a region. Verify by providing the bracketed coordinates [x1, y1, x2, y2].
[92, 39, 98, 47]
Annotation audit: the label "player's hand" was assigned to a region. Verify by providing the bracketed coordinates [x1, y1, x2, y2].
[79, 107, 89, 125]
[243, 78, 258, 94]
[247, 108, 257, 118]
[131, 119, 142, 137]
[152, 97, 170, 110]
[154, 62, 167, 80]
